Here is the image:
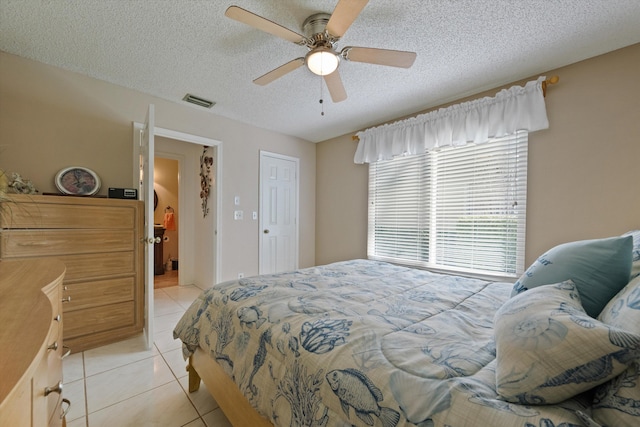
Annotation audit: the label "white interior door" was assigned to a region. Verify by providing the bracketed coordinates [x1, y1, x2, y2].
[259, 151, 299, 274]
[139, 104, 155, 349]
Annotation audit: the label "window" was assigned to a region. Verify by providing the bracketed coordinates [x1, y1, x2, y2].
[368, 131, 527, 277]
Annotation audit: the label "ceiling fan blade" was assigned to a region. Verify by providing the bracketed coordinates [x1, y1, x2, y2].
[323, 70, 347, 103]
[225, 6, 306, 44]
[326, 0, 369, 38]
[253, 58, 305, 86]
[343, 46, 417, 68]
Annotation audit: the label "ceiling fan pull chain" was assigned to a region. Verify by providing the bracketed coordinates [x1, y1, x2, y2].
[320, 75, 325, 116]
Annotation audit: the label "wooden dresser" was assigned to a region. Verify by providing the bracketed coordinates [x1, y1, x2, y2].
[0, 259, 68, 427]
[0, 194, 145, 352]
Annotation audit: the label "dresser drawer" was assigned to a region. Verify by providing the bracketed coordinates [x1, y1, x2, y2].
[45, 338, 64, 426]
[64, 302, 135, 339]
[42, 273, 63, 319]
[43, 272, 65, 426]
[33, 347, 64, 427]
[63, 277, 135, 311]
[1, 229, 134, 258]
[32, 356, 52, 427]
[0, 202, 136, 229]
[56, 251, 135, 281]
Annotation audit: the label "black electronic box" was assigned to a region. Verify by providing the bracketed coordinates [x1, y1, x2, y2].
[108, 188, 138, 199]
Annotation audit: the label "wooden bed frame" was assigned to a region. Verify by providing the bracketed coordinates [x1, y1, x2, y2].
[188, 347, 274, 427]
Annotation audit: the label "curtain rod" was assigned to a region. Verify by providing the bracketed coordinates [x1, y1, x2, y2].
[352, 75, 560, 142]
[541, 75, 559, 97]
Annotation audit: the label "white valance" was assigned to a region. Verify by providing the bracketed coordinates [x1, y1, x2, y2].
[354, 76, 549, 164]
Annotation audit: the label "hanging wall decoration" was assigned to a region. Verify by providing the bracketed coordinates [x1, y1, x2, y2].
[199, 146, 214, 217]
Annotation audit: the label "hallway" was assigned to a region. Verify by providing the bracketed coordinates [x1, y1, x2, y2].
[155, 269, 179, 289]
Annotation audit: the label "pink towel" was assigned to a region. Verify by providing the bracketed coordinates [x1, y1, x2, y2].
[163, 212, 176, 231]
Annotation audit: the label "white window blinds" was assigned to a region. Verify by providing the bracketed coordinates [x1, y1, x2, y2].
[368, 131, 528, 277]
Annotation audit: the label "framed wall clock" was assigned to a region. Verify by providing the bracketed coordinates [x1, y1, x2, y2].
[55, 166, 101, 196]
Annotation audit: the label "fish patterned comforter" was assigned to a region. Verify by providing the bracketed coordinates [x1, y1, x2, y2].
[174, 260, 591, 427]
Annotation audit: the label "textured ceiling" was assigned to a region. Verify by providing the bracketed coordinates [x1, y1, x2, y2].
[1, 0, 639, 142]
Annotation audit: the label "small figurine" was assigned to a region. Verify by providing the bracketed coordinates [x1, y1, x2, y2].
[8, 172, 38, 194]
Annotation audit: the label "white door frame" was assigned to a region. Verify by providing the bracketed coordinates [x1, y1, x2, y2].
[259, 150, 299, 275]
[133, 124, 222, 285]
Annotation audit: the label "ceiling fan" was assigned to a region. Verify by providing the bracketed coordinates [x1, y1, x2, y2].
[225, 0, 417, 103]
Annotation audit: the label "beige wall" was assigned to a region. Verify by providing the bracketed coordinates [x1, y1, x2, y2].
[0, 51, 316, 282]
[3, 44, 638, 278]
[316, 44, 640, 269]
[316, 134, 369, 264]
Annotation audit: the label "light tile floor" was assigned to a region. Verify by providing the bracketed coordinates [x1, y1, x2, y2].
[63, 285, 232, 427]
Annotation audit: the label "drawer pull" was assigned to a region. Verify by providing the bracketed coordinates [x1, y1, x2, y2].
[54, 314, 61, 322]
[60, 398, 71, 419]
[62, 296, 71, 303]
[45, 381, 63, 396]
[62, 346, 71, 359]
[48, 341, 59, 351]
[17, 241, 52, 247]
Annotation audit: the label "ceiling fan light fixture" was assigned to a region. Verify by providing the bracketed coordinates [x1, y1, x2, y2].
[306, 47, 339, 76]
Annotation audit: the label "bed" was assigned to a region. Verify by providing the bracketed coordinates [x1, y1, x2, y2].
[174, 234, 640, 427]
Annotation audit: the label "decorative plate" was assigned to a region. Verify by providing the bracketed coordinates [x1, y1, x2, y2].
[54, 166, 101, 196]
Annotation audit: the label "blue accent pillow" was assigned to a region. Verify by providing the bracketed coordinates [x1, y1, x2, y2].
[511, 236, 633, 317]
[622, 230, 640, 279]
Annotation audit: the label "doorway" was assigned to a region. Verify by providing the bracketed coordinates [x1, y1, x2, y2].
[153, 156, 180, 289]
[151, 134, 221, 288]
[133, 118, 222, 349]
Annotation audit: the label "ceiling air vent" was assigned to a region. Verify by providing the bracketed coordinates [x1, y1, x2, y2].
[183, 93, 215, 109]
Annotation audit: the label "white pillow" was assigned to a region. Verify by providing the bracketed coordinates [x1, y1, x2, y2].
[495, 281, 640, 404]
[593, 275, 640, 425]
[598, 274, 640, 332]
[592, 361, 640, 427]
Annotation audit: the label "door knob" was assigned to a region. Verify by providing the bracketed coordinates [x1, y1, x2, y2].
[263, 229, 269, 234]
[45, 381, 63, 396]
